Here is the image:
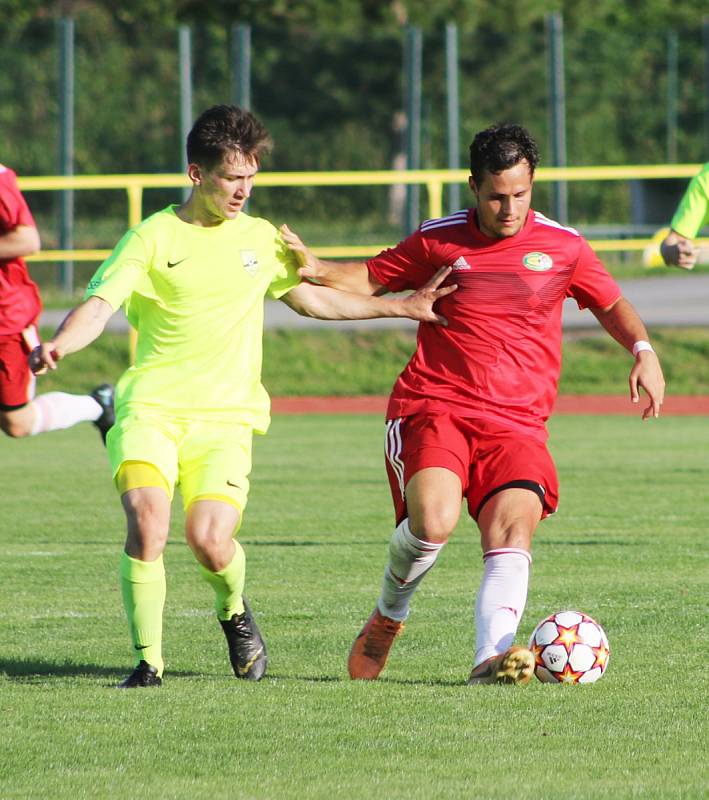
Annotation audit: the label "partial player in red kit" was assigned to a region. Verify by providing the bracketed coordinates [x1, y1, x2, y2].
[0, 164, 114, 441]
[283, 124, 665, 684]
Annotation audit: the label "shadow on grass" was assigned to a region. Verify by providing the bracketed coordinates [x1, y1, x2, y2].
[246, 539, 389, 547]
[0, 658, 199, 683]
[267, 673, 465, 688]
[269, 673, 343, 683]
[536, 540, 639, 547]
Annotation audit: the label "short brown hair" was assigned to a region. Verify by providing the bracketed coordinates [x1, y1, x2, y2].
[186, 105, 273, 169]
[469, 124, 539, 185]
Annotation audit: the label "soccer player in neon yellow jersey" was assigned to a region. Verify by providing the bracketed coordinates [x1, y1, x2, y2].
[661, 161, 709, 269]
[30, 105, 455, 687]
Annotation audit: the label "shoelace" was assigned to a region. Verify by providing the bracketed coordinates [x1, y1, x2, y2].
[230, 614, 254, 638]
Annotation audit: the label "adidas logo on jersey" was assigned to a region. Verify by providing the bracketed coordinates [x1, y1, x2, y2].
[450, 256, 471, 271]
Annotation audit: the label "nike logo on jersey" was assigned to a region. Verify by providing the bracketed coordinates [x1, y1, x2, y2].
[226, 480, 242, 489]
[450, 256, 471, 271]
[167, 257, 188, 268]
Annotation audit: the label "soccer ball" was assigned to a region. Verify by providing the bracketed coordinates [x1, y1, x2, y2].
[528, 610, 610, 684]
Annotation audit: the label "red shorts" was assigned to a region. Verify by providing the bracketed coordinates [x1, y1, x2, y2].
[0, 325, 38, 410]
[384, 413, 559, 523]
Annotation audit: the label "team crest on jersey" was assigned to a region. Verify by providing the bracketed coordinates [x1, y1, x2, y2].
[522, 252, 553, 272]
[240, 249, 259, 276]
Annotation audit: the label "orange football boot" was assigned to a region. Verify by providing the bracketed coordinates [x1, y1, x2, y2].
[348, 608, 404, 680]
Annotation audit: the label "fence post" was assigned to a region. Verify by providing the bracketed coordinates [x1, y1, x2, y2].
[704, 18, 709, 154]
[545, 12, 568, 225]
[57, 17, 74, 294]
[178, 25, 193, 201]
[231, 23, 251, 110]
[446, 23, 461, 214]
[666, 30, 678, 163]
[404, 25, 422, 233]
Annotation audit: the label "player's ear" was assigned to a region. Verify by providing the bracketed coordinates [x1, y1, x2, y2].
[468, 176, 478, 195]
[187, 163, 202, 186]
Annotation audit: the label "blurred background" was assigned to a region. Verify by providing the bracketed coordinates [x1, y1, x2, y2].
[1, 0, 708, 298]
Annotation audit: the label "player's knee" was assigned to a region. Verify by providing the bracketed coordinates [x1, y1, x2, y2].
[0, 414, 32, 438]
[185, 522, 230, 563]
[484, 517, 535, 551]
[408, 505, 459, 543]
[123, 497, 169, 550]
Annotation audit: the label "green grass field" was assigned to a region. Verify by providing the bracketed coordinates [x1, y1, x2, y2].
[1, 414, 707, 798]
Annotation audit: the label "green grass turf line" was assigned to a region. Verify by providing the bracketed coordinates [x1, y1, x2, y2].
[1, 415, 707, 798]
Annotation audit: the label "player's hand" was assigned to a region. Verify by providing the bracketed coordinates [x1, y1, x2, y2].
[280, 224, 325, 283]
[629, 350, 665, 420]
[661, 235, 697, 270]
[401, 266, 457, 325]
[29, 342, 61, 375]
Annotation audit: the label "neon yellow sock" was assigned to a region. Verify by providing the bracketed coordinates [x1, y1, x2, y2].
[200, 540, 246, 621]
[120, 552, 166, 676]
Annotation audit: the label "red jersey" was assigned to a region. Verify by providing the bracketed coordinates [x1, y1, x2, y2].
[0, 165, 41, 336]
[367, 208, 621, 439]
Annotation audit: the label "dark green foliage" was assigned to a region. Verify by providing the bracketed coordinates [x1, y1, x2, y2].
[1, 3, 707, 266]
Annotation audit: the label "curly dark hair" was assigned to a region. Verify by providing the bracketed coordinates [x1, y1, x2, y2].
[469, 124, 540, 185]
[186, 105, 273, 169]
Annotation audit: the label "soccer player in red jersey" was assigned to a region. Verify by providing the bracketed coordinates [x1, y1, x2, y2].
[0, 164, 114, 441]
[282, 124, 665, 684]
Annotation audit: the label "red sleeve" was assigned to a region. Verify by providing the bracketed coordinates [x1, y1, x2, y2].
[366, 229, 435, 292]
[566, 237, 621, 310]
[0, 167, 36, 233]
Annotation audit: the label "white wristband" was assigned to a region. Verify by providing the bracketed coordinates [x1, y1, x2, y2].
[632, 340, 654, 356]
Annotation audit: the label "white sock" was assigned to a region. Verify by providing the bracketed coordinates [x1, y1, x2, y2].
[30, 392, 102, 435]
[378, 518, 446, 622]
[474, 548, 531, 666]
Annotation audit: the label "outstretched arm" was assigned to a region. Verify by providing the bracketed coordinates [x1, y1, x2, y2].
[590, 297, 665, 420]
[660, 229, 697, 270]
[29, 296, 114, 374]
[281, 266, 456, 325]
[280, 224, 384, 295]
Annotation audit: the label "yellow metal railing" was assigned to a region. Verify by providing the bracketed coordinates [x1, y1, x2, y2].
[18, 164, 707, 263]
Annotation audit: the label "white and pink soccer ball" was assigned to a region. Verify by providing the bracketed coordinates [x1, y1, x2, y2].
[528, 610, 610, 684]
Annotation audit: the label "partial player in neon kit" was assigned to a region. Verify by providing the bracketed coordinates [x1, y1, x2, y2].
[283, 123, 665, 684]
[660, 161, 709, 269]
[0, 163, 113, 442]
[29, 105, 455, 688]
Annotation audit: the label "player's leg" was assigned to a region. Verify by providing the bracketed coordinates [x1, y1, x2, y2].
[467, 488, 540, 684]
[108, 413, 179, 687]
[180, 421, 266, 681]
[466, 426, 559, 685]
[348, 415, 466, 680]
[379, 466, 462, 621]
[1, 389, 112, 438]
[0, 327, 113, 440]
[117, 470, 172, 687]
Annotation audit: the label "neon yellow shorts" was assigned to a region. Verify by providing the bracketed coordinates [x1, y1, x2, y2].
[107, 410, 253, 513]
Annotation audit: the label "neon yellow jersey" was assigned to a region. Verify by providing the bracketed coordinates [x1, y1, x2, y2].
[670, 162, 709, 239]
[85, 205, 301, 432]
